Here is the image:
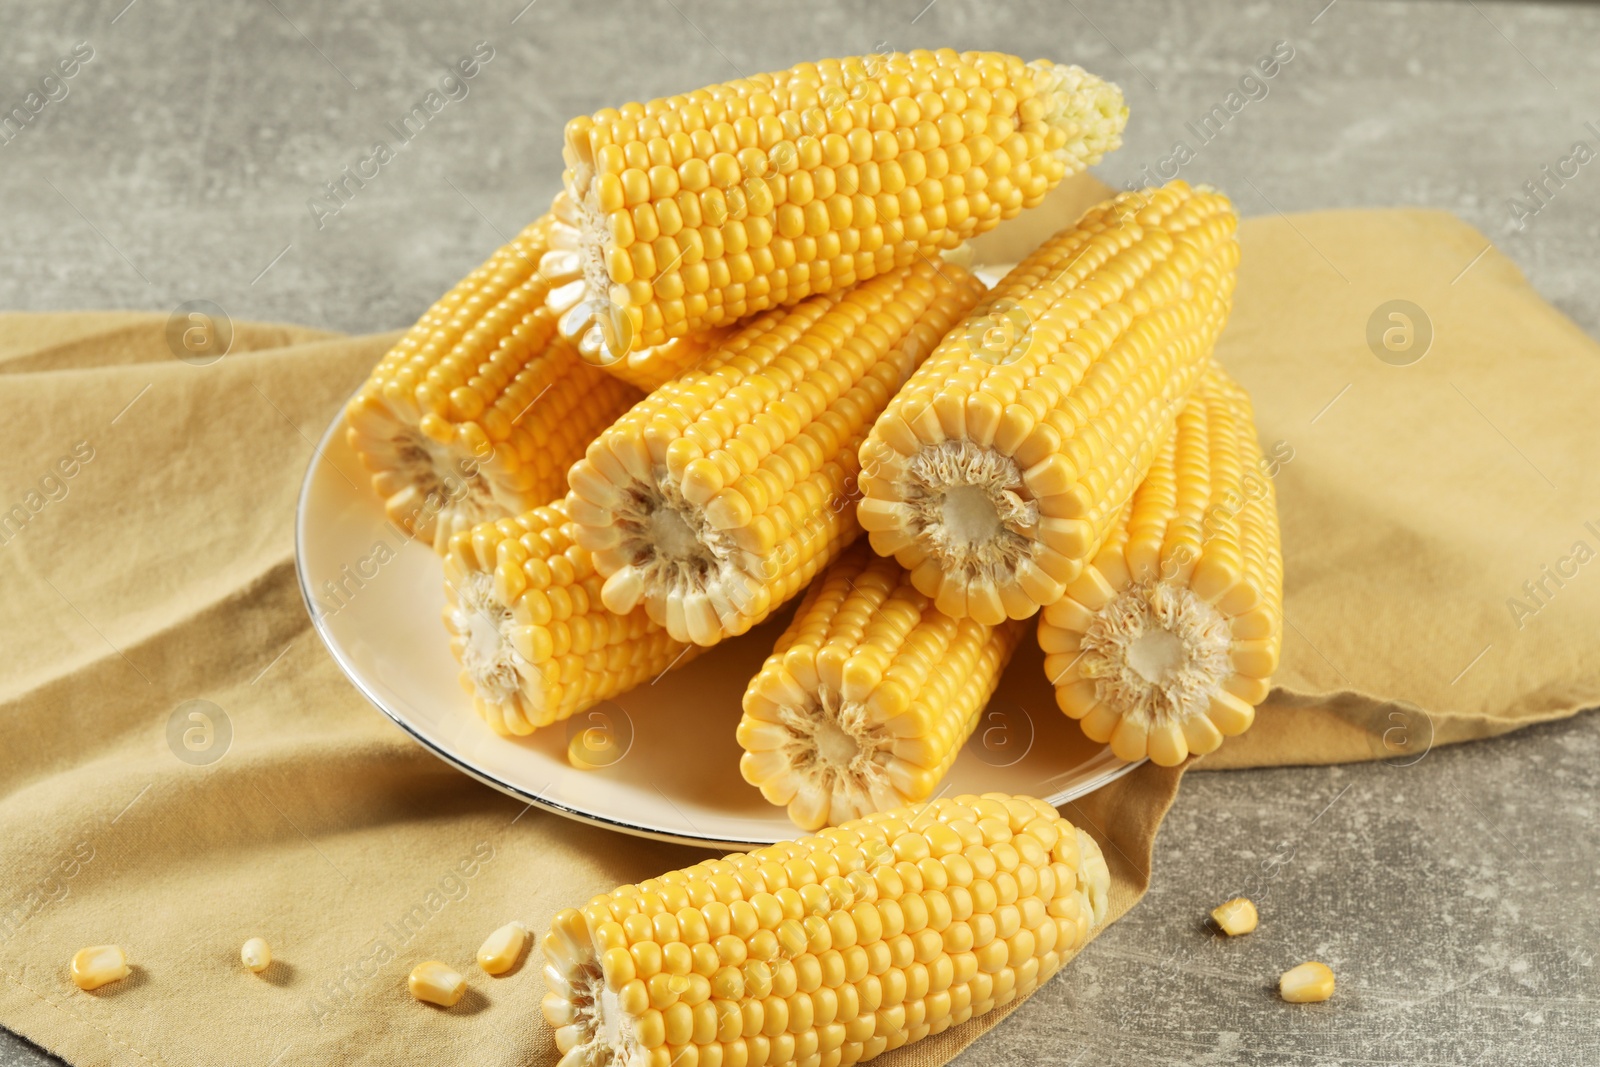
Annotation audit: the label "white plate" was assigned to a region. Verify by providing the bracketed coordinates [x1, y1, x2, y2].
[295, 191, 1143, 849]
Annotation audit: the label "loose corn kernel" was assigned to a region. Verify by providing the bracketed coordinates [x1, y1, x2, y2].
[540, 793, 1110, 1067]
[443, 497, 697, 736]
[70, 945, 129, 991]
[409, 960, 467, 1007]
[858, 180, 1240, 625]
[567, 259, 985, 647]
[1279, 961, 1335, 1003]
[241, 937, 272, 973]
[544, 51, 1126, 359]
[1038, 364, 1282, 765]
[738, 544, 1025, 828]
[479, 922, 530, 975]
[344, 213, 642, 552]
[1210, 898, 1257, 936]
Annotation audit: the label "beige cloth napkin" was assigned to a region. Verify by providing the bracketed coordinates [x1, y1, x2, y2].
[2, 192, 1596, 1066]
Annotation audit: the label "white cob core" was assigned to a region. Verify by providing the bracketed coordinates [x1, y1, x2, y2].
[1079, 581, 1232, 726]
[1125, 627, 1186, 684]
[372, 419, 502, 550]
[644, 502, 703, 562]
[939, 483, 1005, 544]
[813, 716, 865, 768]
[561, 961, 645, 1067]
[451, 572, 533, 708]
[544, 163, 632, 367]
[597, 472, 761, 646]
[769, 685, 896, 825]
[901, 441, 1039, 584]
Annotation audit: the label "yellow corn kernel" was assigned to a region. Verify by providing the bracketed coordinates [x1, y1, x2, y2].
[241, 937, 272, 973]
[479, 922, 530, 976]
[345, 213, 642, 552]
[543, 51, 1126, 359]
[1038, 364, 1281, 766]
[738, 544, 1025, 829]
[71, 945, 130, 991]
[409, 960, 467, 1007]
[443, 497, 696, 736]
[858, 180, 1240, 625]
[1210, 898, 1258, 936]
[567, 259, 985, 647]
[1279, 961, 1335, 1003]
[540, 794, 1111, 1066]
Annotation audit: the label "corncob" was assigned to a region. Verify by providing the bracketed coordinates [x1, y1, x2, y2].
[738, 544, 1026, 830]
[566, 260, 986, 648]
[345, 215, 642, 551]
[541, 50, 1126, 361]
[1039, 366, 1282, 766]
[857, 180, 1240, 623]
[540, 793, 1110, 1067]
[442, 497, 694, 736]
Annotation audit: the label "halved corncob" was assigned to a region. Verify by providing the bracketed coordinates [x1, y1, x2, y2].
[1039, 366, 1282, 766]
[345, 216, 642, 551]
[540, 793, 1110, 1067]
[442, 497, 694, 735]
[857, 180, 1240, 623]
[738, 544, 1026, 830]
[541, 50, 1126, 360]
[566, 260, 986, 648]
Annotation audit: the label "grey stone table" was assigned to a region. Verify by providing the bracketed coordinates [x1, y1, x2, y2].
[3, 1, 1596, 1064]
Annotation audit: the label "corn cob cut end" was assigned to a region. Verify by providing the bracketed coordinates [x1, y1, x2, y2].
[582, 460, 769, 647]
[543, 188, 640, 366]
[1040, 368, 1282, 767]
[742, 675, 913, 832]
[738, 545, 1026, 830]
[539, 794, 1111, 1067]
[865, 440, 1045, 620]
[1063, 579, 1240, 758]
[441, 499, 695, 736]
[541, 51, 1126, 360]
[345, 392, 521, 551]
[444, 558, 532, 729]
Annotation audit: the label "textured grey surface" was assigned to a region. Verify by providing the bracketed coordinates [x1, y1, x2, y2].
[3, 0, 1598, 1064]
